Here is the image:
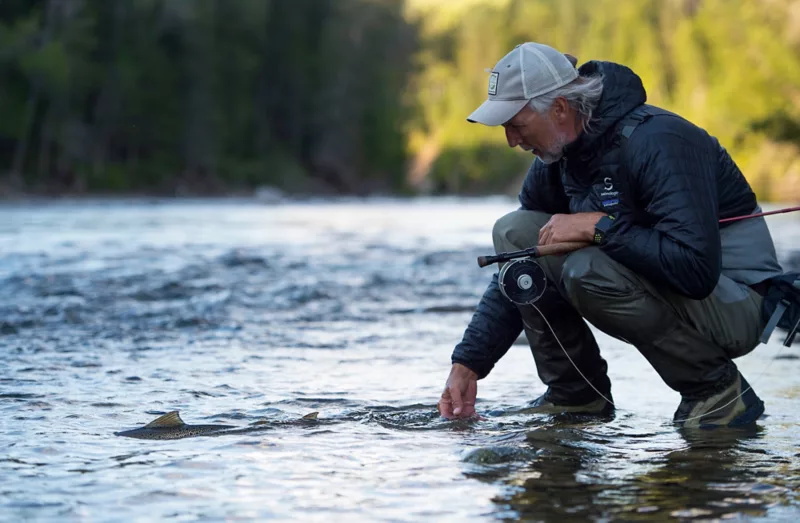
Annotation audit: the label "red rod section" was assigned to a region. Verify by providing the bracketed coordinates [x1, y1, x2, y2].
[719, 205, 800, 224]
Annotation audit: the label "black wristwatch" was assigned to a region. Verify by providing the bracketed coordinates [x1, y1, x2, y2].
[593, 214, 616, 245]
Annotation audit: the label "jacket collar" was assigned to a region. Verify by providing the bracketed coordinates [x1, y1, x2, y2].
[561, 61, 648, 164]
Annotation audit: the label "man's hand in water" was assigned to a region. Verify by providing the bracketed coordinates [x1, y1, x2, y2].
[438, 363, 479, 419]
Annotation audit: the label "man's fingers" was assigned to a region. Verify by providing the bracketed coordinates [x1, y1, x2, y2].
[438, 394, 454, 418]
[539, 221, 553, 246]
[467, 379, 478, 403]
[440, 393, 481, 420]
[461, 380, 478, 418]
[460, 402, 476, 418]
[449, 385, 464, 416]
[438, 366, 480, 420]
[539, 222, 550, 241]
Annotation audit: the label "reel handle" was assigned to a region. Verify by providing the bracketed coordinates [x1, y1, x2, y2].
[477, 241, 588, 268]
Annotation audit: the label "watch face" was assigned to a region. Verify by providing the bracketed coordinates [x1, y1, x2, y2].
[596, 215, 614, 231]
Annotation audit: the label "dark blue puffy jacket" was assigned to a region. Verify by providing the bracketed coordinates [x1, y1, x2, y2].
[451, 60, 759, 378]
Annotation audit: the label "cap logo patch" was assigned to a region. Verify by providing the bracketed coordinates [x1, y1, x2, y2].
[488, 72, 499, 95]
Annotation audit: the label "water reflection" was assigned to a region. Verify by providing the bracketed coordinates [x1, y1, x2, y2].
[483, 423, 794, 521]
[494, 421, 618, 522]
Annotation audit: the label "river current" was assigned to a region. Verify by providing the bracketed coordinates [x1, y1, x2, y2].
[1, 197, 798, 522]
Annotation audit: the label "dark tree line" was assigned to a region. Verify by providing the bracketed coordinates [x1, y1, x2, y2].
[0, 0, 418, 196]
[5, 0, 799, 200]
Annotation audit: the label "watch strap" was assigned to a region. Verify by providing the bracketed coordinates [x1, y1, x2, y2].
[593, 214, 616, 245]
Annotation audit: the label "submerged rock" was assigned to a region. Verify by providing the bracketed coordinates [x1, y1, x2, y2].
[462, 445, 539, 465]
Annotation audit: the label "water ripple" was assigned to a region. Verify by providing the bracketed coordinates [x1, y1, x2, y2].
[0, 199, 797, 522]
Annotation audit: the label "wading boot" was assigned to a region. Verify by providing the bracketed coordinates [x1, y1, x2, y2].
[673, 372, 765, 429]
[521, 390, 615, 416]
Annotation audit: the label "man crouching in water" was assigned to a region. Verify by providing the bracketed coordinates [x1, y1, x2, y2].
[437, 42, 784, 428]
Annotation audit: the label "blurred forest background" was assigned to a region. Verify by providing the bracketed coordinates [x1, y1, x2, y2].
[2, 0, 800, 200]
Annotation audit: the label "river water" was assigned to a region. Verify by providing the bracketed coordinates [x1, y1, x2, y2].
[1, 197, 798, 522]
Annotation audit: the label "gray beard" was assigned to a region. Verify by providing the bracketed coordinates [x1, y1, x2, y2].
[536, 150, 564, 164]
[534, 132, 573, 164]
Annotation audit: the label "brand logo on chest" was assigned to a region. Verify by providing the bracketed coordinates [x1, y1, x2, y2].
[600, 176, 619, 197]
[599, 177, 620, 208]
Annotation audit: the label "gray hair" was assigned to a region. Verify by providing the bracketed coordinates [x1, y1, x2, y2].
[527, 74, 604, 132]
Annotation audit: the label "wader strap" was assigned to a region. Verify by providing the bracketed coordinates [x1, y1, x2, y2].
[785, 279, 800, 346]
[785, 315, 800, 347]
[760, 299, 789, 344]
[618, 105, 656, 144]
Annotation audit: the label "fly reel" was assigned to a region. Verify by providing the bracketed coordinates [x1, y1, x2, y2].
[498, 257, 547, 305]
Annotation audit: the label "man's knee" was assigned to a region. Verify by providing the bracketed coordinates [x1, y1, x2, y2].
[492, 210, 551, 253]
[561, 248, 668, 338]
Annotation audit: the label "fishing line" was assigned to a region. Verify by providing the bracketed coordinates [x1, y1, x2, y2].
[524, 305, 614, 407]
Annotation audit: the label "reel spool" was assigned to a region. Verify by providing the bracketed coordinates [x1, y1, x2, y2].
[498, 258, 547, 305]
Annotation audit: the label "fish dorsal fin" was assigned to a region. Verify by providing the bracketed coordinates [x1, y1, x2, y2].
[144, 411, 185, 428]
[302, 411, 319, 420]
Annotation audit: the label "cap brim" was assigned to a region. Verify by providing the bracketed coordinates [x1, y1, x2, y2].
[466, 99, 528, 126]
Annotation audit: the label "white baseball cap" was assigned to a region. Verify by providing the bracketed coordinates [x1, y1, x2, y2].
[467, 42, 579, 126]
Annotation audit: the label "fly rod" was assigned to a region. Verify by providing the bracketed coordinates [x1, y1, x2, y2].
[477, 241, 587, 268]
[718, 205, 800, 224]
[478, 205, 800, 268]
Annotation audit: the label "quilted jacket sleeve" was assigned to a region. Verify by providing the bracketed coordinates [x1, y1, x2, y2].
[600, 117, 722, 299]
[451, 160, 568, 378]
[451, 272, 523, 379]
